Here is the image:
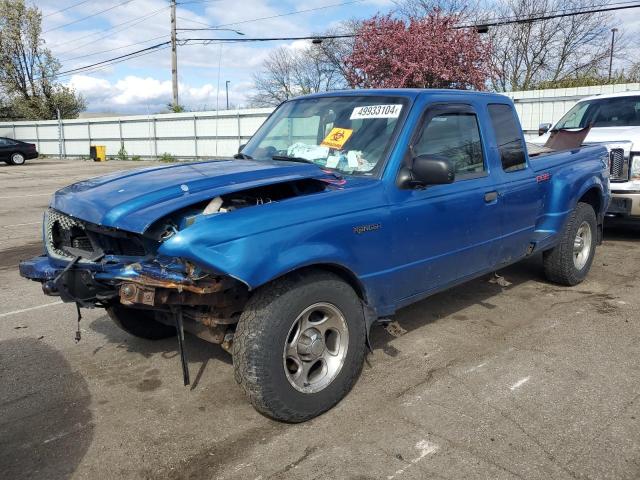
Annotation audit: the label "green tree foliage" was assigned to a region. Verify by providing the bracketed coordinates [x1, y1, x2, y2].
[166, 103, 186, 113]
[0, 0, 86, 120]
[533, 64, 640, 89]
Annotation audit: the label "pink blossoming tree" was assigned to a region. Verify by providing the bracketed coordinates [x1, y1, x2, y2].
[343, 12, 493, 90]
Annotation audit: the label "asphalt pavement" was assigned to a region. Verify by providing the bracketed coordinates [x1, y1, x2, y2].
[1, 158, 639, 480]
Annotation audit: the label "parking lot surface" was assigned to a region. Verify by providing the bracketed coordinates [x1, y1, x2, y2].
[1, 158, 639, 480]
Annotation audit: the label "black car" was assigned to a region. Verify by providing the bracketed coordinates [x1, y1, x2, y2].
[0, 137, 38, 165]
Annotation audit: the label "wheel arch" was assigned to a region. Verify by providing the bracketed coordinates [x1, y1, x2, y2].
[257, 262, 370, 304]
[577, 185, 604, 216]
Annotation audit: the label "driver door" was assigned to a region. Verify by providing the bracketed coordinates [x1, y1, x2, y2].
[389, 103, 502, 302]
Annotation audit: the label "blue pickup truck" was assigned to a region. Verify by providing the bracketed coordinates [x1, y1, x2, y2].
[20, 89, 609, 422]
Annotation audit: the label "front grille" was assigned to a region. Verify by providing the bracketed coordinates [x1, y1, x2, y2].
[609, 148, 630, 181]
[45, 209, 149, 259]
[46, 209, 89, 258]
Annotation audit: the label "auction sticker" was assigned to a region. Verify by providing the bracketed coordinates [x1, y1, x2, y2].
[321, 127, 353, 149]
[350, 104, 402, 120]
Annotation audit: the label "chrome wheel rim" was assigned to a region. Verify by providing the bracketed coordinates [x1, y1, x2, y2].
[12, 153, 25, 164]
[573, 221, 592, 270]
[283, 302, 349, 394]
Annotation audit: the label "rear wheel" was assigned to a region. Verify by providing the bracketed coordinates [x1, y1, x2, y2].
[8, 153, 26, 165]
[232, 271, 367, 422]
[107, 305, 176, 340]
[543, 202, 597, 286]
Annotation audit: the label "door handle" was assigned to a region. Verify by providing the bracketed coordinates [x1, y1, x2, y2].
[484, 191, 498, 203]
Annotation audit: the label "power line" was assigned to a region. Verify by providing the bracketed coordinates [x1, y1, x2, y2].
[52, 42, 170, 78]
[43, 0, 136, 33]
[48, 2, 640, 79]
[459, 1, 640, 29]
[176, 15, 213, 28]
[58, 45, 172, 79]
[42, 0, 94, 18]
[181, 0, 365, 30]
[50, 6, 169, 52]
[182, 34, 355, 43]
[176, 0, 222, 4]
[58, 34, 169, 63]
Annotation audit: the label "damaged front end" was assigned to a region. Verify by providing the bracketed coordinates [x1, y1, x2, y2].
[20, 176, 333, 352]
[19, 206, 251, 354]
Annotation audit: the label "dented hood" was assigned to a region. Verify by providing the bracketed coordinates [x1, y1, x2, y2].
[51, 159, 333, 234]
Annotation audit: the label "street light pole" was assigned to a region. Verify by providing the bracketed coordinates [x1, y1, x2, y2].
[225, 80, 230, 110]
[608, 28, 618, 82]
[170, 0, 179, 108]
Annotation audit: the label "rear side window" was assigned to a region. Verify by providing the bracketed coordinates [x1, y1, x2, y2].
[413, 111, 485, 177]
[488, 104, 526, 172]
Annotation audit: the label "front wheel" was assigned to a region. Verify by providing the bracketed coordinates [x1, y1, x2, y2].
[8, 153, 26, 165]
[232, 271, 367, 422]
[543, 202, 597, 286]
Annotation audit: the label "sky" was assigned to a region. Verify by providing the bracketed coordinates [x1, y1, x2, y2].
[38, 0, 395, 113]
[37, 0, 640, 114]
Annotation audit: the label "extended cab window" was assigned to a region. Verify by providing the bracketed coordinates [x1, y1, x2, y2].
[488, 104, 527, 172]
[413, 110, 485, 177]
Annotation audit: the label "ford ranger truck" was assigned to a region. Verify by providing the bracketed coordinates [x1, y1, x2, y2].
[19, 90, 610, 422]
[537, 90, 640, 218]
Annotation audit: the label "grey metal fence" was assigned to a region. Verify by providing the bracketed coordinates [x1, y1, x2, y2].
[0, 108, 273, 159]
[1, 83, 639, 157]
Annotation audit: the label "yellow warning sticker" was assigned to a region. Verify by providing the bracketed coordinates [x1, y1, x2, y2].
[321, 127, 353, 150]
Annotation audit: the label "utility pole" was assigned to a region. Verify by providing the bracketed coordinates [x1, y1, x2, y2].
[170, 0, 179, 108]
[608, 28, 618, 82]
[225, 80, 230, 110]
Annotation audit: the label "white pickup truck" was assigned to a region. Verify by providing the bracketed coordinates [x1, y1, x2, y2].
[537, 91, 640, 218]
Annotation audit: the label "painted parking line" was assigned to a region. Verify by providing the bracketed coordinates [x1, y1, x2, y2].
[0, 301, 64, 318]
[0, 193, 52, 199]
[2, 222, 41, 228]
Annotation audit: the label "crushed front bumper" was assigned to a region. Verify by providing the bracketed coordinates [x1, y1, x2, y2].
[19, 255, 208, 307]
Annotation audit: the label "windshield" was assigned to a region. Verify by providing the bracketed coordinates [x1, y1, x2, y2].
[555, 95, 640, 129]
[241, 95, 409, 176]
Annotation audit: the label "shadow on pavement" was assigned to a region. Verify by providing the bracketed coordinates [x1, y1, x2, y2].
[0, 338, 93, 480]
[89, 314, 232, 364]
[369, 254, 547, 349]
[603, 218, 640, 240]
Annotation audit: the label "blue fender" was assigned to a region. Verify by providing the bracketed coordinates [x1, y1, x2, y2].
[157, 179, 393, 312]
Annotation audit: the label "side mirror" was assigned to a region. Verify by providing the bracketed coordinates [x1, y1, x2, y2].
[538, 123, 552, 136]
[238, 143, 246, 153]
[398, 154, 455, 188]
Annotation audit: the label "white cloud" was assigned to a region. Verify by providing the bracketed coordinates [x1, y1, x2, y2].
[68, 74, 250, 113]
[36, 0, 394, 112]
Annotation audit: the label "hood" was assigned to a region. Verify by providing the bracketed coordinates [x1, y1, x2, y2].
[581, 126, 640, 148]
[534, 126, 640, 149]
[51, 159, 335, 234]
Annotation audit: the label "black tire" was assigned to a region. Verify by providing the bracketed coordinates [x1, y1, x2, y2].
[232, 271, 367, 422]
[107, 305, 176, 340]
[543, 202, 597, 286]
[7, 152, 26, 166]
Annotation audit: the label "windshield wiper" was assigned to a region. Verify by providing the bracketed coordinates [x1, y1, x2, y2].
[233, 152, 253, 159]
[271, 155, 316, 165]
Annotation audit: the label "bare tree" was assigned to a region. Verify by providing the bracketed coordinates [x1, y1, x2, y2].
[489, 0, 624, 91]
[314, 20, 360, 83]
[249, 45, 346, 107]
[0, 0, 85, 119]
[394, 0, 481, 20]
